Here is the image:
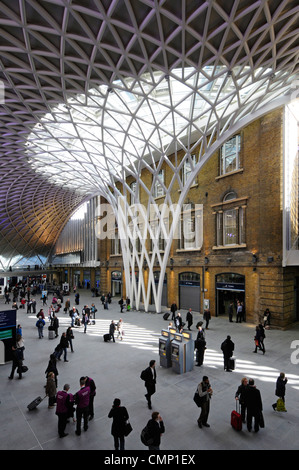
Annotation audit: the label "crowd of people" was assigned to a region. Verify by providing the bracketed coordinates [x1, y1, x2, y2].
[44, 374, 97, 438]
[189, 306, 287, 435]
[3, 281, 289, 450]
[166, 303, 286, 439]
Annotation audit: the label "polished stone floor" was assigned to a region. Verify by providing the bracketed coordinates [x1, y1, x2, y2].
[1, 289, 299, 452]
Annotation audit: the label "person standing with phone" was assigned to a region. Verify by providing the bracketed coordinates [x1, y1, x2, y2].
[197, 376, 213, 428]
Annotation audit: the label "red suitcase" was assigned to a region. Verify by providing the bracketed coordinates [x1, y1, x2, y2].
[231, 402, 242, 431]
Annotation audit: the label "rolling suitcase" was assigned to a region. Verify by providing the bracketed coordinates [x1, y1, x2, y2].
[228, 357, 235, 370]
[103, 334, 110, 342]
[163, 313, 170, 321]
[27, 396, 44, 411]
[48, 327, 55, 339]
[231, 402, 242, 431]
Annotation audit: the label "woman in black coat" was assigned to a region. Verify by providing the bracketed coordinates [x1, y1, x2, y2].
[45, 354, 58, 386]
[272, 372, 288, 411]
[108, 398, 129, 451]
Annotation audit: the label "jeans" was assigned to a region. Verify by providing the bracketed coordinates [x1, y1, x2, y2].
[38, 327, 44, 338]
[57, 348, 67, 361]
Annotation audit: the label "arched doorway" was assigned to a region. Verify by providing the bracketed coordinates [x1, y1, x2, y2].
[83, 269, 90, 289]
[111, 270, 122, 296]
[215, 273, 245, 318]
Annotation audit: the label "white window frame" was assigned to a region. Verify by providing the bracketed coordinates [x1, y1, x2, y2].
[130, 181, 137, 205]
[179, 204, 203, 250]
[220, 135, 241, 176]
[223, 208, 238, 246]
[154, 169, 165, 198]
[150, 218, 166, 252]
[183, 154, 197, 185]
[215, 193, 245, 247]
[111, 230, 120, 255]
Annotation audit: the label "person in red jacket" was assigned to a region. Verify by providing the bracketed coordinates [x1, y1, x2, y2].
[55, 384, 73, 438]
[75, 377, 90, 435]
[84, 376, 96, 420]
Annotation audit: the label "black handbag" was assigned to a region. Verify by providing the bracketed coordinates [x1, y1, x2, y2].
[193, 390, 205, 407]
[124, 420, 133, 436]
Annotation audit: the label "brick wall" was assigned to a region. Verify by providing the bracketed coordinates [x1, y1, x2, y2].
[99, 107, 299, 327]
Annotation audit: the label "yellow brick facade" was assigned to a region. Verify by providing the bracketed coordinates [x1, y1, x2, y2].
[59, 107, 299, 329]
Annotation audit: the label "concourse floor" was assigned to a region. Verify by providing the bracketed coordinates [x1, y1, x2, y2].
[1, 289, 299, 452]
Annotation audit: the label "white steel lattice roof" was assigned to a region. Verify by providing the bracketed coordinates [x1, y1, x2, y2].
[0, 0, 298, 268]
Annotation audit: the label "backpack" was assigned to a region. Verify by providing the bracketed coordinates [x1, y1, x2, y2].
[140, 425, 154, 446]
[140, 369, 147, 381]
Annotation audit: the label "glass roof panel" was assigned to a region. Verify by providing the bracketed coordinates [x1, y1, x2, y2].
[27, 66, 285, 189]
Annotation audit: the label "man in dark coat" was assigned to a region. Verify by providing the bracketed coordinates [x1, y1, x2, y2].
[8, 346, 23, 380]
[175, 312, 183, 332]
[221, 335, 235, 371]
[118, 297, 124, 312]
[170, 302, 177, 321]
[56, 332, 69, 362]
[141, 360, 157, 409]
[85, 375, 96, 420]
[195, 324, 206, 366]
[203, 308, 211, 329]
[146, 411, 165, 450]
[186, 308, 193, 330]
[51, 314, 59, 337]
[244, 378, 263, 432]
[109, 320, 116, 342]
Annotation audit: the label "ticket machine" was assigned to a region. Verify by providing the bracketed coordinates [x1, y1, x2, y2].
[171, 332, 184, 373]
[182, 331, 194, 372]
[159, 329, 172, 368]
[171, 330, 194, 374]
